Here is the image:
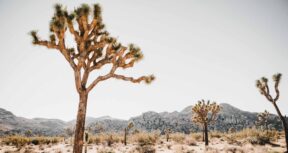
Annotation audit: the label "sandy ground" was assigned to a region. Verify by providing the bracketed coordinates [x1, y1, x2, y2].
[0, 138, 286, 153]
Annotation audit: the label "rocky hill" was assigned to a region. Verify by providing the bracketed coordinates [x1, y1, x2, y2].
[0, 108, 66, 136]
[0, 103, 283, 136]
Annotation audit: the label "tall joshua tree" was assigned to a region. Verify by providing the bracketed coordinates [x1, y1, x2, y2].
[29, 4, 154, 153]
[255, 73, 288, 151]
[256, 110, 270, 132]
[192, 100, 220, 146]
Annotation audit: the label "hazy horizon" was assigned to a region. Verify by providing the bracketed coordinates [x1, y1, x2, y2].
[0, 0, 288, 122]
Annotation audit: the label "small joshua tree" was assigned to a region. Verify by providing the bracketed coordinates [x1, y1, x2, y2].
[192, 100, 220, 146]
[29, 4, 154, 153]
[164, 128, 172, 142]
[256, 110, 270, 132]
[256, 73, 288, 152]
[24, 130, 33, 137]
[124, 122, 134, 145]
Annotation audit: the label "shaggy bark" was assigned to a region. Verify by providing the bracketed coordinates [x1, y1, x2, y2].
[73, 93, 88, 153]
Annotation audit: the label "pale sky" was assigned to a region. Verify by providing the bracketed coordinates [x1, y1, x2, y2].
[0, 0, 288, 121]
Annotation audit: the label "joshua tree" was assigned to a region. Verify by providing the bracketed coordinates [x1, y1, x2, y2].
[192, 100, 220, 146]
[24, 130, 33, 137]
[164, 128, 172, 142]
[124, 122, 134, 145]
[29, 4, 154, 153]
[255, 110, 270, 132]
[256, 73, 288, 151]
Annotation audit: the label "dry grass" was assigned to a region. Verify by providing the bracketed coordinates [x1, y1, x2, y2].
[131, 132, 159, 146]
[1, 136, 62, 148]
[88, 133, 122, 146]
[224, 128, 279, 145]
[0, 129, 284, 153]
[188, 132, 203, 141]
[170, 133, 185, 144]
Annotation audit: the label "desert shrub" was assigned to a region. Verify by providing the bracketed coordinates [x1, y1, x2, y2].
[50, 137, 61, 144]
[170, 133, 185, 144]
[104, 133, 122, 146]
[31, 139, 39, 145]
[188, 133, 202, 141]
[136, 145, 156, 153]
[88, 133, 122, 146]
[224, 128, 277, 145]
[2, 136, 29, 147]
[88, 135, 104, 144]
[246, 135, 270, 145]
[224, 146, 244, 153]
[185, 137, 197, 146]
[133, 132, 158, 146]
[1, 136, 62, 147]
[225, 134, 241, 145]
[98, 147, 115, 153]
[31, 137, 61, 145]
[209, 131, 223, 138]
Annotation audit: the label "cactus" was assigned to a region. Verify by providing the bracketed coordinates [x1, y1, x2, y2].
[256, 110, 270, 132]
[29, 3, 154, 153]
[192, 100, 220, 146]
[255, 73, 288, 152]
[124, 122, 134, 145]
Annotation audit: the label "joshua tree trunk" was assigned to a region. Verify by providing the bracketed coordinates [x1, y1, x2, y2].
[73, 92, 88, 153]
[204, 123, 208, 146]
[273, 102, 288, 152]
[202, 127, 205, 142]
[124, 128, 127, 146]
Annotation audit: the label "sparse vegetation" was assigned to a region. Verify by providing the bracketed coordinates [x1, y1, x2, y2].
[0, 128, 285, 152]
[1, 136, 62, 148]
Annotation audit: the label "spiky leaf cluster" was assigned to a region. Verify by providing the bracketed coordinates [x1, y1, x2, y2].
[127, 122, 134, 130]
[192, 100, 221, 125]
[30, 3, 154, 93]
[256, 73, 282, 103]
[164, 128, 172, 134]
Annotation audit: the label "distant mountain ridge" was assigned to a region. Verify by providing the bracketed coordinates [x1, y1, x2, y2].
[0, 103, 283, 136]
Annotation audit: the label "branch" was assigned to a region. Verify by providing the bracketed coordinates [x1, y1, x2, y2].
[89, 58, 112, 72]
[263, 90, 273, 102]
[57, 34, 77, 70]
[264, 84, 272, 101]
[86, 73, 112, 92]
[67, 21, 80, 42]
[274, 81, 280, 102]
[34, 41, 59, 49]
[112, 74, 147, 83]
[87, 65, 117, 92]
